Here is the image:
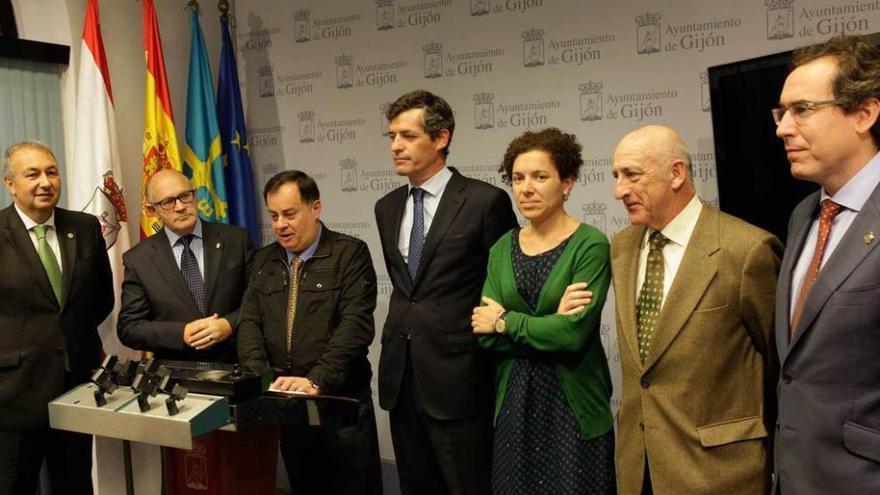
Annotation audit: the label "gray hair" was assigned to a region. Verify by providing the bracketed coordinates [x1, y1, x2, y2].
[3, 140, 57, 178]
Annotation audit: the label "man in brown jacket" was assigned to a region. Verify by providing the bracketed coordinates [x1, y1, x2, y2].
[610, 125, 782, 494]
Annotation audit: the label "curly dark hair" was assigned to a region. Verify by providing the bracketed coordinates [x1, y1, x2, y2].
[385, 90, 455, 156]
[792, 34, 880, 143]
[499, 128, 583, 185]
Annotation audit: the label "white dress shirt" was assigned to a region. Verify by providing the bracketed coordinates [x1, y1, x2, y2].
[398, 166, 453, 262]
[15, 204, 62, 273]
[636, 195, 703, 310]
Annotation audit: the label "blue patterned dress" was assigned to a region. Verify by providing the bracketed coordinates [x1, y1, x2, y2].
[492, 228, 616, 495]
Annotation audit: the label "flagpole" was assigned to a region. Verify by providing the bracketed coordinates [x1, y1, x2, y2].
[216, 0, 260, 244]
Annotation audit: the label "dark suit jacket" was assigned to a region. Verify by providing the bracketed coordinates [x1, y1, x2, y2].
[775, 187, 880, 494]
[117, 221, 253, 363]
[0, 205, 113, 430]
[375, 168, 517, 420]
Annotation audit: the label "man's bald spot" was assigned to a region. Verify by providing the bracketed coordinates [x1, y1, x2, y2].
[620, 125, 689, 164]
[146, 169, 193, 203]
[617, 126, 693, 182]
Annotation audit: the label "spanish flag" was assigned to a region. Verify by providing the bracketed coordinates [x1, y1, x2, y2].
[141, 0, 182, 239]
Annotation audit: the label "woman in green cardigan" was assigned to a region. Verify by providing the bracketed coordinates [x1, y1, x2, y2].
[472, 128, 615, 495]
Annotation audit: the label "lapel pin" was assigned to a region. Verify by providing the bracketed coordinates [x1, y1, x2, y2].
[865, 231, 875, 245]
[216, 242, 221, 249]
[66, 232, 74, 239]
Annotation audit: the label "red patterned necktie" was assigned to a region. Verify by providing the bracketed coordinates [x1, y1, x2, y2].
[791, 199, 841, 336]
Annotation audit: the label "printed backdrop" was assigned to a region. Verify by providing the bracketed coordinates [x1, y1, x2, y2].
[233, 0, 880, 460]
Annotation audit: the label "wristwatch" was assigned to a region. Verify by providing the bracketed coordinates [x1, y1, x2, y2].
[308, 379, 321, 394]
[493, 310, 507, 334]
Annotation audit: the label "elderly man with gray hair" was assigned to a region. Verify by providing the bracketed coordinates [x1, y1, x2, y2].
[610, 125, 782, 495]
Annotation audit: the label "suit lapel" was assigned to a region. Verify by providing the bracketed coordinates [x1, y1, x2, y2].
[381, 185, 412, 294]
[790, 189, 880, 349]
[55, 210, 77, 311]
[150, 230, 201, 316]
[643, 207, 720, 373]
[414, 172, 466, 283]
[776, 193, 818, 360]
[613, 225, 646, 371]
[1, 206, 58, 306]
[202, 223, 221, 311]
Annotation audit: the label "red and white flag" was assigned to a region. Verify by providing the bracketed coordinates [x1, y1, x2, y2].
[69, 0, 139, 360]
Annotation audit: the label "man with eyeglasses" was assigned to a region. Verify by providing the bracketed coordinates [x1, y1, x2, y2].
[773, 34, 880, 494]
[118, 168, 253, 363]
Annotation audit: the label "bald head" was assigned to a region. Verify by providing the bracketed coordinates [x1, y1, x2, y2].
[146, 169, 198, 235]
[146, 169, 192, 203]
[617, 125, 692, 176]
[612, 125, 695, 230]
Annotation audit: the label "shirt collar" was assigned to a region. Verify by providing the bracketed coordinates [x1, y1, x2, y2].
[409, 166, 452, 198]
[287, 223, 323, 264]
[821, 150, 880, 213]
[14, 204, 55, 231]
[644, 194, 703, 248]
[165, 219, 203, 247]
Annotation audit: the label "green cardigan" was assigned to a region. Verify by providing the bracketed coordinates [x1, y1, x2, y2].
[478, 223, 613, 440]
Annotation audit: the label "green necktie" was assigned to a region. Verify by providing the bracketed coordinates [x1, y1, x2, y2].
[32, 225, 63, 306]
[636, 230, 669, 363]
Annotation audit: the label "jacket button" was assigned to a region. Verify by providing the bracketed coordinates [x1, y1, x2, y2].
[410, 298, 417, 304]
[639, 422, 645, 431]
[640, 379, 649, 389]
[782, 374, 792, 384]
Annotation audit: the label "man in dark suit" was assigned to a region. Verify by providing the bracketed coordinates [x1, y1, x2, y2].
[118, 169, 253, 363]
[0, 140, 113, 494]
[375, 90, 518, 495]
[773, 34, 880, 493]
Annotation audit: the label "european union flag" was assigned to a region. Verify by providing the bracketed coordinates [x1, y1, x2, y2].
[217, 14, 259, 245]
[184, 6, 228, 223]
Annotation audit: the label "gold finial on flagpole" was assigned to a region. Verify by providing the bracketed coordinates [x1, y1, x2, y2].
[218, 0, 229, 20]
[187, 0, 200, 13]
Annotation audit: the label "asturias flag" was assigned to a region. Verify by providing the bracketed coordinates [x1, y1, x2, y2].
[184, 6, 228, 224]
[141, 0, 182, 239]
[218, 13, 259, 245]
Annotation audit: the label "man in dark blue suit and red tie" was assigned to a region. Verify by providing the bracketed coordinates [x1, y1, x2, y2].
[774, 34, 880, 494]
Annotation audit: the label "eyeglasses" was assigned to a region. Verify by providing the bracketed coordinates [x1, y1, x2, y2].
[151, 189, 195, 210]
[771, 99, 844, 125]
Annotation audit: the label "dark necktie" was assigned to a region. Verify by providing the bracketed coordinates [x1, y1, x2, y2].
[791, 199, 841, 336]
[637, 230, 669, 363]
[408, 187, 425, 280]
[32, 225, 63, 306]
[179, 234, 206, 316]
